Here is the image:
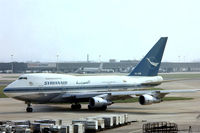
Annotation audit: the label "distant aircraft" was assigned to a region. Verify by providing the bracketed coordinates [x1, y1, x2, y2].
[3, 37, 198, 112]
[75, 63, 114, 73]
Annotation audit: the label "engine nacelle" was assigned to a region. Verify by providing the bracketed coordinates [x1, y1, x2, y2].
[139, 94, 161, 105]
[89, 97, 112, 108]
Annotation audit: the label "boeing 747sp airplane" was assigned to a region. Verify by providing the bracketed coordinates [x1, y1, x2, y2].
[3, 37, 198, 112]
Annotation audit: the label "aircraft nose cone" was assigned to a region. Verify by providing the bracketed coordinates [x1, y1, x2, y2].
[3, 87, 7, 92]
[3, 87, 10, 97]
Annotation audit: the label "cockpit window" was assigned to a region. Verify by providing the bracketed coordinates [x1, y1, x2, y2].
[18, 77, 27, 80]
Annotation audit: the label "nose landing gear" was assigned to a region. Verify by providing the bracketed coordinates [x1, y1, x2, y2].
[26, 103, 33, 112]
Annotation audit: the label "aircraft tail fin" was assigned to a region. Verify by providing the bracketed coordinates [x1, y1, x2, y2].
[129, 37, 168, 76]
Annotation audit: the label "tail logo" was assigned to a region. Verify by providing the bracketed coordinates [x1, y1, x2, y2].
[146, 58, 159, 67]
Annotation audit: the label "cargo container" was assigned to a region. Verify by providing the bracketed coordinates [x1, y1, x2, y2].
[97, 115, 113, 128]
[66, 124, 74, 133]
[86, 117, 105, 130]
[73, 123, 85, 133]
[72, 119, 98, 131]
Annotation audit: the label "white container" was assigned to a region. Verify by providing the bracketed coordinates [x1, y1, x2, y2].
[72, 119, 98, 131]
[124, 114, 128, 123]
[98, 115, 113, 128]
[115, 115, 120, 125]
[66, 124, 74, 133]
[86, 117, 105, 130]
[111, 115, 117, 126]
[119, 114, 125, 125]
[97, 118, 105, 129]
[85, 120, 98, 130]
[107, 115, 120, 126]
[73, 123, 85, 133]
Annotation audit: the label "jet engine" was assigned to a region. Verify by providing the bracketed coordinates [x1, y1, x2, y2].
[139, 94, 161, 105]
[89, 97, 112, 110]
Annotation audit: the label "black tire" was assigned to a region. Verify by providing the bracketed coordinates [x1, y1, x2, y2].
[26, 107, 33, 112]
[71, 104, 75, 109]
[71, 104, 81, 110]
[77, 104, 81, 109]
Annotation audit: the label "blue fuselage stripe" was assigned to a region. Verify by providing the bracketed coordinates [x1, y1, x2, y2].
[4, 84, 145, 93]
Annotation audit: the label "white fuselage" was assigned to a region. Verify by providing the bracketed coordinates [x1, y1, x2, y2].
[4, 73, 163, 103]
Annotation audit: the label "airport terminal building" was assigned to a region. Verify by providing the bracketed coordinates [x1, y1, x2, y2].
[0, 60, 200, 73]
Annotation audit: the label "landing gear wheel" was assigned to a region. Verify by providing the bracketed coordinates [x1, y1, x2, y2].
[71, 104, 75, 109]
[26, 107, 33, 112]
[88, 105, 94, 111]
[77, 104, 81, 109]
[26, 102, 33, 112]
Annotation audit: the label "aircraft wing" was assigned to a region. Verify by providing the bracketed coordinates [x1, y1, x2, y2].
[110, 89, 200, 98]
[53, 88, 200, 110]
[61, 89, 200, 99]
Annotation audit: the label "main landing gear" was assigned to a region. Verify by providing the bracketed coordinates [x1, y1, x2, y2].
[71, 103, 81, 110]
[26, 103, 33, 112]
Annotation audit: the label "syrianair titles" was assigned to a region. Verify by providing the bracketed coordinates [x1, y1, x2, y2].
[44, 81, 68, 86]
[4, 37, 199, 112]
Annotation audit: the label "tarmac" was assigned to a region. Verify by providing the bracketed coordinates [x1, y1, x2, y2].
[1, 74, 200, 132]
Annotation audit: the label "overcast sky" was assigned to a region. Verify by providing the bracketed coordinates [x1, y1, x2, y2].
[0, 0, 200, 62]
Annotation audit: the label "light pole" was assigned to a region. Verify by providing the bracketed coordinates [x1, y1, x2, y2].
[56, 54, 59, 73]
[99, 55, 101, 62]
[11, 54, 13, 73]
